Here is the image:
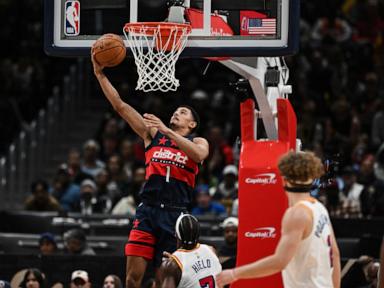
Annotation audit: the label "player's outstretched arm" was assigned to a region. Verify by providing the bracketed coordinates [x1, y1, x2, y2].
[170, 133, 209, 163]
[143, 113, 209, 163]
[159, 256, 182, 288]
[91, 52, 152, 143]
[216, 207, 308, 287]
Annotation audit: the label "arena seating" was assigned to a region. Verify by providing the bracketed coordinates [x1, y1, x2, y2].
[331, 218, 384, 238]
[0, 232, 127, 256]
[0, 211, 225, 236]
[1, 210, 382, 259]
[0, 254, 126, 287]
[0, 210, 381, 287]
[0, 210, 131, 235]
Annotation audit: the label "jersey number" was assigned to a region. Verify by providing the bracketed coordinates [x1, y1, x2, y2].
[166, 166, 170, 182]
[199, 276, 215, 288]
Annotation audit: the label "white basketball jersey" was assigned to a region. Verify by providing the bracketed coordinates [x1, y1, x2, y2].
[172, 244, 222, 288]
[282, 199, 334, 288]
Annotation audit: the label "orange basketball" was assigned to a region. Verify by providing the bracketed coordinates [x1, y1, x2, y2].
[93, 34, 126, 67]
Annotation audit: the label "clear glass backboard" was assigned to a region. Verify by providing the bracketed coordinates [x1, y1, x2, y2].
[44, 0, 299, 57]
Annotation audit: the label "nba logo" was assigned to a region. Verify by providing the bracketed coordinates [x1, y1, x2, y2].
[64, 0, 80, 36]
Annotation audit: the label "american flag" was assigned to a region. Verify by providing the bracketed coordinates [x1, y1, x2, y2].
[247, 18, 276, 35]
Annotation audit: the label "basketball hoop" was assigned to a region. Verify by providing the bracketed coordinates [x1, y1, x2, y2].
[123, 22, 191, 92]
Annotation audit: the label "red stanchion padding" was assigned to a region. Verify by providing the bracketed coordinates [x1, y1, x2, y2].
[231, 99, 297, 288]
[277, 98, 297, 149]
[240, 99, 256, 142]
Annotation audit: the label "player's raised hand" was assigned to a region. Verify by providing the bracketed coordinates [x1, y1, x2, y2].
[216, 269, 237, 287]
[143, 113, 170, 134]
[91, 46, 104, 76]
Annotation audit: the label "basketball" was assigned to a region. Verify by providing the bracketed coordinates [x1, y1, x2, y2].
[93, 34, 126, 67]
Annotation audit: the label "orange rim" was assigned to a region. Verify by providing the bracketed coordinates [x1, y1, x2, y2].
[124, 22, 192, 36]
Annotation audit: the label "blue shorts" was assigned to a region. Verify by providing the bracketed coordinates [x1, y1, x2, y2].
[125, 203, 187, 267]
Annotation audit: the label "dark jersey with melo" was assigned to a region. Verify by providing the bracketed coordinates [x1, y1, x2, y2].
[141, 131, 199, 207]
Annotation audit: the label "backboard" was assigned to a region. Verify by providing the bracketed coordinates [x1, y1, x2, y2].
[44, 0, 299, 58]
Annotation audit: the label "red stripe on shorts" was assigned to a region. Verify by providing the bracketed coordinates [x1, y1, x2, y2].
[128, 229, 156, 245]
[125, 243, 154, 260]
[125, 230, 156, 259]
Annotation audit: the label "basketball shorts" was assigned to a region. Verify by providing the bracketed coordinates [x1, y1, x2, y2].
[125, 203, 187, 267]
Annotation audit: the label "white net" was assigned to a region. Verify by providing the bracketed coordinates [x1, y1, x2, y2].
[123, 23, 191, 92]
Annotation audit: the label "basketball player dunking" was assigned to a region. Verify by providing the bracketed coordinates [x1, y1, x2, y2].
[217, 151, 341, 288]
[91, 53, 209, 288]
[160, 214, 222, 288]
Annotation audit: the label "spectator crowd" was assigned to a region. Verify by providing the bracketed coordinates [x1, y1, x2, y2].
[22, 0, 384, 220]
[0, 0, 384, 288]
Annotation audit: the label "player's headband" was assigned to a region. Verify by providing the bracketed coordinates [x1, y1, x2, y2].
[283, 178, 314, 193]
[175, 213, 199, 245]
[175, 213, 186, 240]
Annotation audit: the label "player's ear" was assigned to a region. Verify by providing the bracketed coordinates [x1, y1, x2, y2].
[282, 177, 295, 188]
[189, 121, 197, 130]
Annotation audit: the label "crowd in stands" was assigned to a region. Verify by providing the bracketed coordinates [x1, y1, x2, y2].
[293, 0, 384, 219]
[1, 0, 384, 287]
[15, 0, 383, 221]
[1, 268, 124, 288]
[0, 0, 379, 221]
[22, 131, 241, 218]
[0, 0, 74, 155]
[0, 216, 239, 287]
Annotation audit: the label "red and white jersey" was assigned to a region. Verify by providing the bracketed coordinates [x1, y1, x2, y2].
[282, 199, 334, 288]
[171, 244, 222, 288]
[142, 131, 199, 206]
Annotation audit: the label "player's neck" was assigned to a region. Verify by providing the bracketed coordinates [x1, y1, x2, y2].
[170, 126, 190, 137]
[179, 243, 199, 250]
[287, 192, 311, 207]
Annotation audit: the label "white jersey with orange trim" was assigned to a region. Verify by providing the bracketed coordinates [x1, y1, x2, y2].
[282, 199, 334, 288]
[172, 243, 222, 288]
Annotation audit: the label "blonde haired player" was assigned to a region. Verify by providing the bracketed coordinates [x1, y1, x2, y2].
[217, 151, 341, 288]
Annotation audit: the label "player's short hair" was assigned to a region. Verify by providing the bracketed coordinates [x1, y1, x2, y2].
[278, 151, 324, 186]
[175, 214, 200, 249]
[178, 105, 200, 132]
